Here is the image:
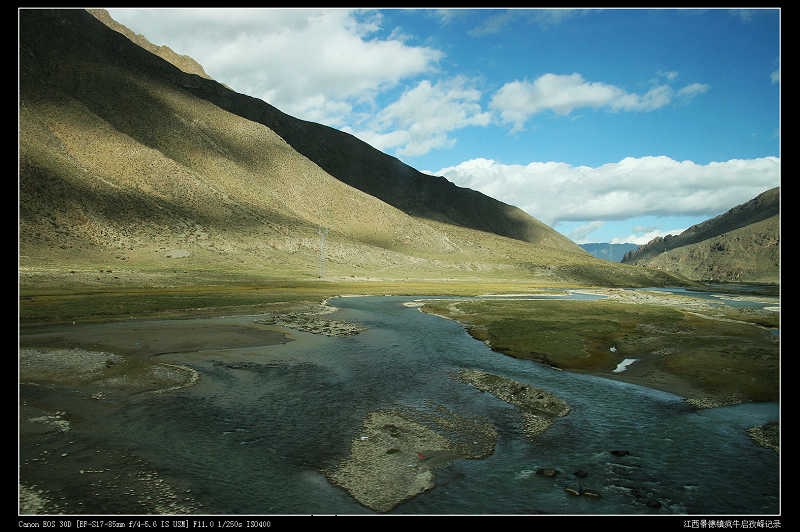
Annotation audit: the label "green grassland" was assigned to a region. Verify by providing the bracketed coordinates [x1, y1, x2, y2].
[422, 299, 779, 406]
[18, 275, 575, 326]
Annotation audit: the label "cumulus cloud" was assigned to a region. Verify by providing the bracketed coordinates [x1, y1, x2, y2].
[108, 8, 443, 127]
[610, 227, 690, 246]
[344, 77, 491, 156]
[433, 155, 780, 227]
[489, 73, 700, 132]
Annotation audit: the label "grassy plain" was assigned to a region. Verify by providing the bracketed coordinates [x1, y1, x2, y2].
[18, 273, 576, 326]
[422, 296, 779, 407]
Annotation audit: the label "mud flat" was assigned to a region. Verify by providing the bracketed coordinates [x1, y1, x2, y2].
[18, 311, 304, 515]
[19, 347, 203, 514]
[19, 347, 197, 394]
[325, 406, 497, 513]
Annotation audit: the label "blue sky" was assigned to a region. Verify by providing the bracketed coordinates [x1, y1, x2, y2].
[106, 8, 780, 245]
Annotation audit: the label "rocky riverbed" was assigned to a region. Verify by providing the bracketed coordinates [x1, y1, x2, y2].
[454, 369, 571, 440]
[746, 422, 779, 452]
[255, 303, 366, 337]
[19, 347, 203, 514]
[324, 370, 572, 513]
[325, 405, 497, 513]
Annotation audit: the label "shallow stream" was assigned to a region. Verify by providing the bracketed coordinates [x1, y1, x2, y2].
[92, 293, 779, 515]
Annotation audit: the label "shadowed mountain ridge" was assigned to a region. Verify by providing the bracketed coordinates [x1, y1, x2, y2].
[19, 8, 681, 291]
[622, 187, 779, 264]
[74, 8, 574, 251]
[621, 187, 779, 283]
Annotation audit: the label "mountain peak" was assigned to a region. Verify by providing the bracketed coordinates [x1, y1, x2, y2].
[86, 9, 213, 81]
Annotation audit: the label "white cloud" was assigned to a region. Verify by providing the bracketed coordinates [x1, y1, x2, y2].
[108, 8, 443, 127]
[468, 10, 515, 36]
[568, 221, 605, 243]
[489, 73, 690, 132]
[611, 227, 690, 246]
[611, 84, 674, 112]
[771, 58, 780, 84]
[526, 8, 585, 28]
[434, 155, 780, 227]
[346, 77, 491, 156]
[677, 83, 710, 99]
[468, 8, 585, 36]
[342, 128, 410, 153]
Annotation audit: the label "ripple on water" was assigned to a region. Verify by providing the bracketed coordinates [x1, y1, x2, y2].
[47, 294, 778, 515]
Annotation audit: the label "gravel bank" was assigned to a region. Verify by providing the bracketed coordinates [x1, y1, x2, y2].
[256, 303, 365, 337]
[325, 406, 497, 513]
[746, 422, 779, 452]
[454, 368, 571, 440]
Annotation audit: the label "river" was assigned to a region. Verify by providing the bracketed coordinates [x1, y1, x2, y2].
[20, 291, 780, 515]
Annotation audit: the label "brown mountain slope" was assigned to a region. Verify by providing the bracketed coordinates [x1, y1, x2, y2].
[83, 8, 581, 253]
[622, 187, 779, 283]
[634, 215, 779, 283]
[86, 8, 213, 81]
[18, 8, 678, 291]
[622, 187, 779, 265]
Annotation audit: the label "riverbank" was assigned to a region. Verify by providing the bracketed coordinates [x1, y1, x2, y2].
[18, 297, 376, 515]
[20, 345, 205, 514]
[419, 290, 779, 409]
[19, 287, 779, 515]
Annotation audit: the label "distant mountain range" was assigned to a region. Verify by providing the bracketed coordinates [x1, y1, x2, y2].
[579, 243, 639, 263]
[19, 8, 681, 289]
[621, 187, 779, 283]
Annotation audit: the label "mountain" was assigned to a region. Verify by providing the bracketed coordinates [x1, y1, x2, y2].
[86, 9, 213, 81]
[18, 8, 678, 290]
[83, 10, 573, 250]
[621, 187, 780, 283]
[579, 243, 639, 262]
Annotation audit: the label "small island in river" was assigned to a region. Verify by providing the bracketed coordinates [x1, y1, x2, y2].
[325, 371, 571, 512]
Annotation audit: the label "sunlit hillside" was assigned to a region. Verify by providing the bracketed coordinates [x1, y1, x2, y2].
[623, 187, 779, 283]
[19, 9, 680, 292]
